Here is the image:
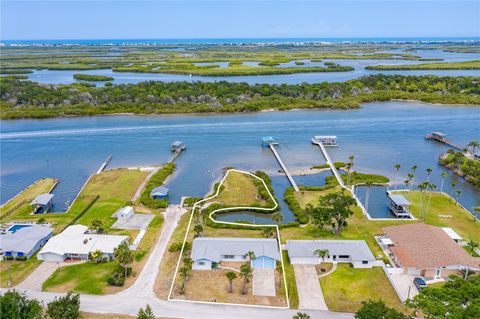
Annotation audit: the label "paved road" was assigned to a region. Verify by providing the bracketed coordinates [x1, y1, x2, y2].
[6, 205, 354, 319]
[294, 265, 329, 311]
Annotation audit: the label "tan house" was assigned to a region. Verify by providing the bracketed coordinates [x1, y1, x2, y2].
[383, 223, 480, 279]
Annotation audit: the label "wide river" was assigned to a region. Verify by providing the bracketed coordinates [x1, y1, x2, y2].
[1, 101, 479, 221]
[17, 49, 480, 86]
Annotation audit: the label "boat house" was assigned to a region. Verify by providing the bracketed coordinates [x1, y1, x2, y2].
[171, 140, 186, 152]
[190, 237, 281, 270]
[150, 186, 169, 199]
[0, 224, 53, 260]
[387, 194, 411, 218]
[31, 193, 54, 214]
[312, 135, 338, 146]
[286, 240, 377, 268]
[261, 136, 279, 148]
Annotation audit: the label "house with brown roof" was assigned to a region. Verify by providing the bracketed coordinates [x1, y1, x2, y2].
[383, 223, 480, 279]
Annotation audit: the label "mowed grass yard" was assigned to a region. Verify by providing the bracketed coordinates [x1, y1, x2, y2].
[320, 264, 403, 312]
[43, 261, 118, 294]
[393, 190, 480, 242]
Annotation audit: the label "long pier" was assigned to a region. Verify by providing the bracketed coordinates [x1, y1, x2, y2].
[425, 132, 464, 152]
[312, 138, 345, 188]
[267, 143, 299, 192]
[97, 155, 112, 174]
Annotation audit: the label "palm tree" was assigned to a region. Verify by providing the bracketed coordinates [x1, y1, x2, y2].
[407, 173, 415, 192]
[314, 249, 329, 263]
[465, 240, 479, 280]
[474, 206, 480, 223]
[450, 182, 457, 201]
[467, 140, 479, 154]
[347, 155, 355, 186]
[404, 180, 410, 194]
[113, 241, 134, 281]
[455, 189, 462, 204]
[193, 224, 203, 238]
[293, 313, 311, 319]
[89, 219, 106, 234]
[364, 180, 373, 213]
[261, 227, 274, 238]
[240, 264, 253, 295]
[179, 266, 189, 295]
[439, 172, 449, 193]
[225, 271, 237, 293]
[183, 256, 194, 271]
[393, 164, 401, 190]
[426, 168, 433, 182]
[417, 182, 428, 220]
[424, 183, 437, 221]
[276, 263, 283, 289]
[271, 212, 283, 225]
[246, 251, 256, 263]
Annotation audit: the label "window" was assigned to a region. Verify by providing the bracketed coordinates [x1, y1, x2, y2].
[198, 261, 205, 265]
[362, 261, 369, 264]
[339, 255, 350, 259]
[223, 255, 234, 259]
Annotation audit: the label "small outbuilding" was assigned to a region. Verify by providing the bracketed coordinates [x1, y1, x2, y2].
[0, 224, 53, 259]
[31, 193, 54, 214]
[112, 206, 134, 221]
[150, 186, 169, 199]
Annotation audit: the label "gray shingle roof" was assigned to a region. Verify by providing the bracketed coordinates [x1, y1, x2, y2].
[0, 224, 53, 254]
[388, 194, 410, 206]
[31, 193, 54, 206]
[191, 237, 280, 262]
[286, 240, 375, 261]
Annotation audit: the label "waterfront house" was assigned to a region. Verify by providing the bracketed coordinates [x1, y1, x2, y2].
[387, 194, 411, 218]
[190, 237, 281, 270]
[37, 224, 128, 262]
[150, 186, 169, 199]
[286, 240, 377, 268]
[0, 224, 53, 260]
[31, 193, 54, 214]
[383, 223, 480, 278]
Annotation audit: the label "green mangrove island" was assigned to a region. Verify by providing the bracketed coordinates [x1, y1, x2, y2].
[73, 74, 114, 82]
[1, 74, 479, 119]
[366, 60, 480, 70]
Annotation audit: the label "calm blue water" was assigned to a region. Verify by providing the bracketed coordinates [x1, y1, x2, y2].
[3, 48, 480, 86]
[3, 37, 480, 46]
[1, 101, 479, 221]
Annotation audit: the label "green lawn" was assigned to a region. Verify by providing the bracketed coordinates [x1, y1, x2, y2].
[0, 256, 42, 288]
[392, 191, 480, 242]
[320, 264, 403, 312]
[43, 261, 118, 294]
[0, 178, 57, 221]
[210, 171, 265, 206]
[282, 251, 299, 309]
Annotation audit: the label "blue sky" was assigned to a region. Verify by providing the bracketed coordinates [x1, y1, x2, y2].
[1, 1, 479, 40]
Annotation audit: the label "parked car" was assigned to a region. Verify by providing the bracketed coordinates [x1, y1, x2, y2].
[414, 277, 427, 290]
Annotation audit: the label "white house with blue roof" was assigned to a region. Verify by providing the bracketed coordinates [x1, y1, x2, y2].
[191, 237, 281, 270]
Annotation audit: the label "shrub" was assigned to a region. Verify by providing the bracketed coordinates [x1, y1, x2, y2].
[168, 241, 191, 253]
[140, 163, 176, 208]
[15, 256, 27, 261]
[3, 255, 13, 260]
[107, 266, 132, 287]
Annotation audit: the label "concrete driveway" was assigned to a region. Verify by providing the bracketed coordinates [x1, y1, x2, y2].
[252, 268, 275, 297]
[16, 261, 64, 290]
[389, 272, 419, 302]
[293, 264, 328, 310]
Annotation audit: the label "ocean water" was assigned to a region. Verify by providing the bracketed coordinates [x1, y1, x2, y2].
[1, 101, 479, 221]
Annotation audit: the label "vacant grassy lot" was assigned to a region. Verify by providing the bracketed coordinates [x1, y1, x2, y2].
[0, 178, 57, 221]
[210, 171, 265, 206]
[293, 186, 343, 208]
[320, 264, 403, 312]
[43, 261, 117, 294]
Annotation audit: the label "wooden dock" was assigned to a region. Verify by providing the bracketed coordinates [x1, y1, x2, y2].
[267, 143, 299, 192]
[311, 138, 345, 188]
[168, 148, 185, 163]
[425, 132, 464, 152]
[97, 155, 112, 174]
